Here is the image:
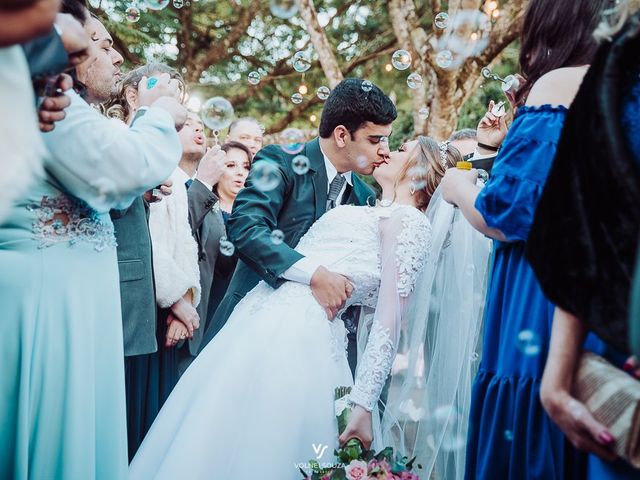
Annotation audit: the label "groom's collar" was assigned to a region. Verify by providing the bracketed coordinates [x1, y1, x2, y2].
[319, 143, 353, 186]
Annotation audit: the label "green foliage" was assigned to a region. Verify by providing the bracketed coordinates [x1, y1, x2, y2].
[93, 0, 520, 137]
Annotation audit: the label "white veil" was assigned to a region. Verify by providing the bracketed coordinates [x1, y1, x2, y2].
[359, 185, 492, 479]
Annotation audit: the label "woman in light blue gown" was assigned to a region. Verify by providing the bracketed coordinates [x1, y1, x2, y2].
[0, 77, 181, 479]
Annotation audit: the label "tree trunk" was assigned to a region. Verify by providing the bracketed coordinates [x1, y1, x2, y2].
[388, 0, 528, 139]
[297, 0, 344, 88]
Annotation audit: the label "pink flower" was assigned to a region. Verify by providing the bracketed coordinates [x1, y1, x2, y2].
[345, 459, 369, 480]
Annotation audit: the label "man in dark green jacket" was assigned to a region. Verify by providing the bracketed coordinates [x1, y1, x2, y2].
[205, 79, 397, 373]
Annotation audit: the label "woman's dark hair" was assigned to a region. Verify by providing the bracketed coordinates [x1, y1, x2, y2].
[319, 78, 397, 138]
[221, 141, 253, 163]
[60, 0, 89, 24]
[516, 0, 615, 105]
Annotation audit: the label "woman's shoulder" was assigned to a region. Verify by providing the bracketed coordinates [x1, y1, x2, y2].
[526, 65, 589, 108]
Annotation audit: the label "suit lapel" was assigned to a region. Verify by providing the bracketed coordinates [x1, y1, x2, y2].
[306, 138, 328, 220]
[350, 175, 375, 206]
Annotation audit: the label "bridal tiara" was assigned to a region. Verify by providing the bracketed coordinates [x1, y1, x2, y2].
[438, 141, 450, 168]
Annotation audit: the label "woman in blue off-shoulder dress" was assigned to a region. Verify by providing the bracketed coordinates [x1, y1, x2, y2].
[439, 0, 613, 477]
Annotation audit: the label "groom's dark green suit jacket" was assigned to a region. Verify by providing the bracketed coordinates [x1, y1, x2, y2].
[204, 138, 375, 342]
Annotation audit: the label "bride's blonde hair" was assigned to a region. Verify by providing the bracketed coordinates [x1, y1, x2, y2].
[393, 136, 460, 211]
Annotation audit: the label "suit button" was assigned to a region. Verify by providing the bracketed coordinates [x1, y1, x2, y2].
[199, 252, 207, 261]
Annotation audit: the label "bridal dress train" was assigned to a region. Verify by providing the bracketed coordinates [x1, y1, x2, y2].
[129, 202, 431, 479]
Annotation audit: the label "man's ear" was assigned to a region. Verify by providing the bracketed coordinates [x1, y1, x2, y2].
[333, 125, 350, 148]
[125, 86, 138, 111]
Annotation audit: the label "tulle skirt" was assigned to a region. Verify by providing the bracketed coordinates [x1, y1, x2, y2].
[129, 281, 353, 479]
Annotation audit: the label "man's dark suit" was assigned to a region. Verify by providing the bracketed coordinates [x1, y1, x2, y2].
[208, 138, 375, 344]
[177, 179, 226, 373]
[111, 200, 157, 356]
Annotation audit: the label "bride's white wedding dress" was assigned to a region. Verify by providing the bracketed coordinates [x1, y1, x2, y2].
[129, 202, 431, 480]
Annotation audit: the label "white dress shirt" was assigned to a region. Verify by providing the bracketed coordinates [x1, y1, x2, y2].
[281, 148, 353, 285]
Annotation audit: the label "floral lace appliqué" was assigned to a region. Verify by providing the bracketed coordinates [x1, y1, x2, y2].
[27, 194, 116, 251]
[349, 321, 394, 411]
[396, 211, 431, 297]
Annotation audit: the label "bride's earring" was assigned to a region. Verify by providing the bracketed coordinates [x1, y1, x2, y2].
[410, 178, 416, 196]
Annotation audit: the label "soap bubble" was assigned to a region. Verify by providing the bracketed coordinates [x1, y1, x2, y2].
[391, 49, 412, 70]
[504, 430, 514, 441]
[407, 72, 423, 89]
[436, 10, 490, 68]
[144, 0, 170, 10]
[173, 0, 183, 7]
[125, 6, 141, 22]
[471, 352, 480, 362]
[201, 97, 234, 131]
[436, 50, 453, 68]
[270, 229, 285, 245]
[361, 80, 373, 92]
[431, 405, 467, 451]
[247, 71, 261, 85]
[291, 92, 303, 104]
[291, 155, 310, 175]
[292, 51, 311, 73]
[270, 0, 298, 19]
[316, 86, 331, 100]
[516, 329, 542, 356]
[435, 12, 449, 29]
[281, 128, 305, 154]
[477, 169, 489, 183]
[418, 107, 430, 119]
[219, 238, 235, 256]
[251, 160, 281, 192]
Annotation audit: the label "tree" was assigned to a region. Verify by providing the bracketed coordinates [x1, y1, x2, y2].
[94, 0, 526, 140]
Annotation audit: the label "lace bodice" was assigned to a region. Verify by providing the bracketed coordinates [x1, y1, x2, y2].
[298, 203, 432, 411]
[295, 203, 430, 308]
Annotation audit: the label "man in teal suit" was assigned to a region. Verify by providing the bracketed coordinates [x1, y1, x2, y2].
[205, 79, 397, 371]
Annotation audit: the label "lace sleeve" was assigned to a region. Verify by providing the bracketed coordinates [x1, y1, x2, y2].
[349, 207, 431, 411]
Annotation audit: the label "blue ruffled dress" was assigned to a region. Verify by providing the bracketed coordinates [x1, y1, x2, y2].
[464, 106, 605, 479]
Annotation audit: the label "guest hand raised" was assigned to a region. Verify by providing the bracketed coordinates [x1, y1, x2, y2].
[476, 100, 508, 152]
[138, 73, 187, 129]
[196, 145, 226, 187]
[38, 73, 72, 133]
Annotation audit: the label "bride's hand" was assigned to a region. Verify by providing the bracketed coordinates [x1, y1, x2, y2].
[338, 404, 373, 450]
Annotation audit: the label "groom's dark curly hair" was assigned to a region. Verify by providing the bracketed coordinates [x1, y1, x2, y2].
[319, 78, 397, 138]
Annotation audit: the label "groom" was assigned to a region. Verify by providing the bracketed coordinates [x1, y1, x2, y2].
[203, 78, 396, 373]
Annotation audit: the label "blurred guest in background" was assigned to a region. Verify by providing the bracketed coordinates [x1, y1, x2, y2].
[199, 141, 253, 350]
[226, 116, 263, 156]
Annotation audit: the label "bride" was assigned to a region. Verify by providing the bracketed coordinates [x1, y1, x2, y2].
[130, 137, 465, 479]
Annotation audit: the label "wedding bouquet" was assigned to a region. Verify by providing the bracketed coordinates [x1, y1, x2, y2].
[299, 387, 421, 480]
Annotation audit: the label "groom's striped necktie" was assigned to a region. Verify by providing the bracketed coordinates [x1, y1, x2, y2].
[326, 174, 346, 210]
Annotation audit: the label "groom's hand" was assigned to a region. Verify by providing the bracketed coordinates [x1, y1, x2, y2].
[310, 266, 353, 320]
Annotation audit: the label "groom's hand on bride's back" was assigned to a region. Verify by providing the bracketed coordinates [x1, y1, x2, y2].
[310, 266, 353, 320]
